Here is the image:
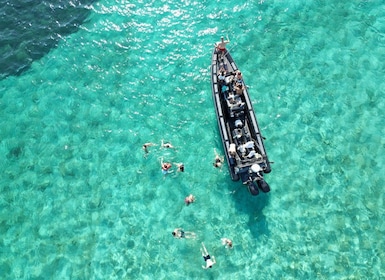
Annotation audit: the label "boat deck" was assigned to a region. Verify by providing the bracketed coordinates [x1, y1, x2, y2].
[211, 44, 271, 195]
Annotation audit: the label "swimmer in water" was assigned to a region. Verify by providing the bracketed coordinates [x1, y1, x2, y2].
[161, 140, 174, 149]
[176, 163, 184, 172]
[213, 149, 224, 168]
[201, 242, 216, 269]
[184, 194, 195, 206]
[142, 142, 156, 155]
[172, 228, 196, 239]
[160, 157, 172, 175]
[221, 238, 233, 249]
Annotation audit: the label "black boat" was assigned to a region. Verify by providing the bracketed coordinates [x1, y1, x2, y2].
[210, 38, 271, 196]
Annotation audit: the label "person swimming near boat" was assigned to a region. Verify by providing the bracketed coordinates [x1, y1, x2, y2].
[160, 158, 173, 175]
[213, 148, 224, 168]
[201, 242, 216, 269]
[176, 163, 184, 172]
[215, 36, 230, 52]
[221, 238, 233, 249]
[172, 228, 197, 239]
[161, 140, 174, 149]
[184, 194, 195, 206]
[142, 142, 156, 154]
[213, 157, 222, 168]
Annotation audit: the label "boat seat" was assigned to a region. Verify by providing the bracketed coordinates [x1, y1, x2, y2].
[226, 94, 239, 107]
[221, 85, 229, 93]
[244, 141, 254, 149]
[237, 141, 255, 157]
[235, 119, 243, 128]
[219, 62, 227, 71]
[232, 128, 243, 140]
[225, 76, 234, 85]
[246, 150, 256, 159]
[242, 126, 251, 140]
[230, 102, 245, 112]
[229, 143, 236, 157]
[226, 99, 235, 107]
[237, 144, 246, 155]
[218, 77, 226, 86]
[255, 153, 264, 163]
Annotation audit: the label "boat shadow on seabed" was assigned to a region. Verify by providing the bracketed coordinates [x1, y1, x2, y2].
[230, 181, 270, 239]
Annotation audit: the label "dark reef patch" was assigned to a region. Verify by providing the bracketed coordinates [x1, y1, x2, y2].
[0, 0, 97, 79]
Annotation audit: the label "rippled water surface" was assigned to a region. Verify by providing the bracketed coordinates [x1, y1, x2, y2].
[1, 0, 385, 279]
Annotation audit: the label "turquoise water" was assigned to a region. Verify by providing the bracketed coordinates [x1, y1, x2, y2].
[1, 0, 385, 279]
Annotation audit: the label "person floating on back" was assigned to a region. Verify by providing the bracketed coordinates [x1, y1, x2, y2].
[201, 242, 216, 269]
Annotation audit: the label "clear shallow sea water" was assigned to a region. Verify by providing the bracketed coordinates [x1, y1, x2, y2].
[1, 0, 385, 279]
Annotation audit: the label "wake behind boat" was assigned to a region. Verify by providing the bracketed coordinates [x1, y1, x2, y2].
[210, 37, 272, 196]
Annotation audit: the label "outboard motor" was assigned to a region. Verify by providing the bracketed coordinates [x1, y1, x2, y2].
[257, 179, 270, 193]
[250, 164, 270, 193]
[240, 168, 259, 196]
[247, 181, 259, 196]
